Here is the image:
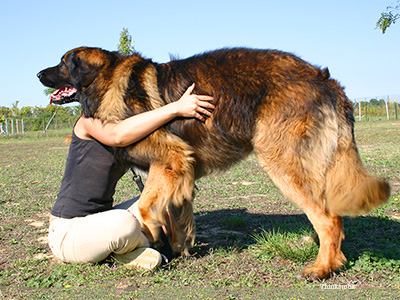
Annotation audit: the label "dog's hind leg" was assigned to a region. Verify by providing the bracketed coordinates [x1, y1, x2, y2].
[253, 107, 347, 279]
[299, 210, 345, 280]
[255, 150, 346, 279]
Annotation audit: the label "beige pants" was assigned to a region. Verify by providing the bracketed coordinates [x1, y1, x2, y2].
[48, 198, 148, 263]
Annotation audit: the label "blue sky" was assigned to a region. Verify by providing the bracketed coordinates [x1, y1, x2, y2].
[0, 0, 399, 108]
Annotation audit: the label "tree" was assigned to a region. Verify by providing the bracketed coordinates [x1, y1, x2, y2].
[20, 106, 33, 117]
[44, 88, 56, 96]
[369, 98, 380, 106]
[42, 80, 55, 104]
[118, 28, 135, 55]
[0, 106, 12, 118]
[376, 1, 400, 33]
[11, 101, 20, 117]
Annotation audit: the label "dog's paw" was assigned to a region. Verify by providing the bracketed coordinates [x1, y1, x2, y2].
[300, 265, 331, 281]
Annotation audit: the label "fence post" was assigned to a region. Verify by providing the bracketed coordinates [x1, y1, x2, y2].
[21, 119, 24, 134]
[359, 101, 361, 121]
[44, 109, 58, 134]
[386, 96, 389, 120]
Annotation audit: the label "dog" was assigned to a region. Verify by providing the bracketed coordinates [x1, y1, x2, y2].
[38, 46, 390, 279]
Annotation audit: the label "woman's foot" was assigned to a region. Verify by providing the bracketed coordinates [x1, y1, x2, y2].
[113, 248, 162, 270]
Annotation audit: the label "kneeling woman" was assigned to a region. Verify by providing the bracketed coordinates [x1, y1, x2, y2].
[48, 84, 214, 269]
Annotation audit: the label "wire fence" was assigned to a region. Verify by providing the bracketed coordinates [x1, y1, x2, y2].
[352, 94, 400, 122]
[1, 94, 399, 137]
[1, 116, 76, 137]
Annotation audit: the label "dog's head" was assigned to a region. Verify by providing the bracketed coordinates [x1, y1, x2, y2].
[37, 47, 119, 116]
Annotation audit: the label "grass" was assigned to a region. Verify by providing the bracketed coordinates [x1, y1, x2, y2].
[1, 120, 400, 299]
[252, 228, 319, 263]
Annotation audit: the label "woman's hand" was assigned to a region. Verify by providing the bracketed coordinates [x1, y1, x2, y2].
[76, 83, 215, 147]
[174, 83, 215, 121]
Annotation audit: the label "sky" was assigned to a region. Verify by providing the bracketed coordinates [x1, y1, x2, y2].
[0, 0, 399, 108]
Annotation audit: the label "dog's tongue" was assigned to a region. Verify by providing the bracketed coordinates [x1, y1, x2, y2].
[50, 87, 77, 104]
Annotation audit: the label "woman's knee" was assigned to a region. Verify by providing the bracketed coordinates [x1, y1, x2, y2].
[106, 210, 143, 252]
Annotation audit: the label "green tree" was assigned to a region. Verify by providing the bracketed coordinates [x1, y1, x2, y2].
[369, 98, 380, 106]
[20, 106, 33, 117]
[376, 1, 400, 33]
[11, 101, 20, 117]
[118, 28, 135, 55]
[44, 88, 56, 96]
[0, 106, 12, 118]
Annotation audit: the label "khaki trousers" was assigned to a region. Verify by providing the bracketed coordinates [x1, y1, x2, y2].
[48, 198, 148, 263]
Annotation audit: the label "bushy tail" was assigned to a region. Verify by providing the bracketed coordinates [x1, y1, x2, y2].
[325, 147, 390, 216]
[327, 174, 390, 216]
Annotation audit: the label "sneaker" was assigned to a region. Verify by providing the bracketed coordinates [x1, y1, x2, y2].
[113, 248, 162, 270]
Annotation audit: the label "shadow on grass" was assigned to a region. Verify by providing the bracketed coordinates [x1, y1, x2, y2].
[193, 209, 400, 265]
[342, 216, 400, 262]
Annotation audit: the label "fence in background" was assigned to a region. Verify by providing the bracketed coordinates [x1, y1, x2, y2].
[353, 94, 400, 122]
[1, 118, 25, 135]
[1, 94, 399, 136]
[1, 116, 75, 136]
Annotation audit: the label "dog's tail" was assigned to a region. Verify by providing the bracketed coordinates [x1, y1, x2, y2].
[326, 168, 390, 216]
[325, 127, 390, 216]
[317, 81, 390, 216]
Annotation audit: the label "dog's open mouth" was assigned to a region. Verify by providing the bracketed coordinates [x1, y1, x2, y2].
[50, 87, 78, 105]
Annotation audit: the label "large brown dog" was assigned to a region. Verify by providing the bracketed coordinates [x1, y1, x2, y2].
[38, 47, 390, 279]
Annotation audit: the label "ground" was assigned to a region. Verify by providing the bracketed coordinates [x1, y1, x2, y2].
[0, 121, 399, 299]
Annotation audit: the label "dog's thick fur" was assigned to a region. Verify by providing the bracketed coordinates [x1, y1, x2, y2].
[38, 47, 390, 279]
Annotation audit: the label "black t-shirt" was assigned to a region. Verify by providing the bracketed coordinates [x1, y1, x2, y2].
[51, 131, 128, 218]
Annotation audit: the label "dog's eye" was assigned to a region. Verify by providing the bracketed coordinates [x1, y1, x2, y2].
[58, 61, 69, 76]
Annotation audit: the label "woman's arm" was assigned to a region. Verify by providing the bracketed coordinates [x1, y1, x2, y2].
[75, 84, 214, 147]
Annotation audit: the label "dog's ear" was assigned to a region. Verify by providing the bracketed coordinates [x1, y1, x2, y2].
[66, 49, 104, 88]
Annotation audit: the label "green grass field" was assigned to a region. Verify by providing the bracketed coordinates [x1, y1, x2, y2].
[0, 121, 399, 299]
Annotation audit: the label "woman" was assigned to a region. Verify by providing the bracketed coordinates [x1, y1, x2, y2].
[48, 84, 214, 269]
